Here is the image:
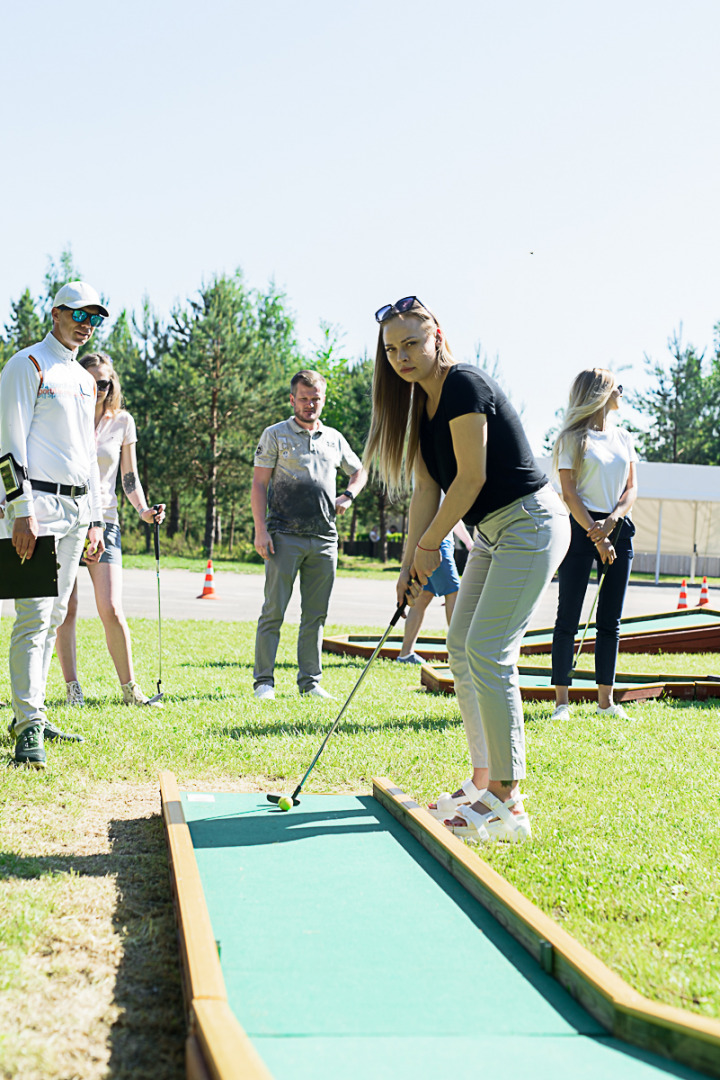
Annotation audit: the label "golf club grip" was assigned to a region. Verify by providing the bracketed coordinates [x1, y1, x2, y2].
[153, 520, 160, 561]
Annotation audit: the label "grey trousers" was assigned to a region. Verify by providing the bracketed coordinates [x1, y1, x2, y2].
[253, 532, 337, 692]
[447, 484, 570, 781]
[6, 492, 90, 733]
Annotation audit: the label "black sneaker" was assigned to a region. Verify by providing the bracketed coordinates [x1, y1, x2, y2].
[12, 723, 46, 769]
[44, 719, 84, 743]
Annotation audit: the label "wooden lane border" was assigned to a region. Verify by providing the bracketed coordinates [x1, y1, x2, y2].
[419, 663, 669, 703]
[323, 632, 448, 662]
[372, 776, 720, 1078]
[160, 772, 274, 1080]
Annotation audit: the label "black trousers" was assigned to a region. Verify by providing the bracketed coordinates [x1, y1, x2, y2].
[551, 515, 634, 687]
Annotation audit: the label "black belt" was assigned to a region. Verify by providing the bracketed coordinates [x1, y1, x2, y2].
[30, 479, 89, 497]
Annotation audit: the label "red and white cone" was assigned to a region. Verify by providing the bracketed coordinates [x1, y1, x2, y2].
[197, 560, 217, 599]
[677, 579, 688, 610]
[698, 576, 710, 607]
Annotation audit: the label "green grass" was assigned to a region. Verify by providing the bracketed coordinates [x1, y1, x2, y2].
[1, 617, 719, 1022]
[122, 551, 403, 578]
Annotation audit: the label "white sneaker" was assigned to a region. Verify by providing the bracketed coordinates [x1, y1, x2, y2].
[300, 685, 335, 699]
[121, 681, 152, 706]
[254, 684, 275, 701]
[66, 681, 85, 707]
[550, 703, 570, 721]
[597, 702, 629, 719]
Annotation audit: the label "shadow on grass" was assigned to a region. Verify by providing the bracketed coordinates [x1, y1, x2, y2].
[0, 815, 186, 1080]
[218, 712, 462, 739]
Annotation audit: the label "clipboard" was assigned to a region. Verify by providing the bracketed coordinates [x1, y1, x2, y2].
[0, 536, 59, 599]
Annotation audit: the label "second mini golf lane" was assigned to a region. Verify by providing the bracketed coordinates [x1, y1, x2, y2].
[182, 792, 705, 1080]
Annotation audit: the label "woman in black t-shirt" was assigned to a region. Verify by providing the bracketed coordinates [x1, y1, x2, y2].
[365, 297, 570, 843]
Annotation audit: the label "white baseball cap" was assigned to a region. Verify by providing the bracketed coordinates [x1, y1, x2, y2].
[53, 281, 109, 318]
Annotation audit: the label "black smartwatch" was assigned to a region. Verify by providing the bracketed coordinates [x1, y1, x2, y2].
[342, 490, 354, 502]
[90, 520, 104, 529]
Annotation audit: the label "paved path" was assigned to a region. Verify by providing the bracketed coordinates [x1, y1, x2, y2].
[35, 567, 689, 630]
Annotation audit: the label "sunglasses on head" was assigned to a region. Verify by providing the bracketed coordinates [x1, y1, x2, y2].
[375, 296, 429, 324]
[60, 306, 105, 328]
[95, 379, 111, 391]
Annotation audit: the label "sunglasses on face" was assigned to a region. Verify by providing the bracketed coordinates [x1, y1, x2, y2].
[375, 296, 428, 324]
[60, 306, 105, 328]
[616, 384, 623, 394]
[95, 380, 111, 391]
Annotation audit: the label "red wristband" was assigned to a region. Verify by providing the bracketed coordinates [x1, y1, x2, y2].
[417, 543, 440, 552]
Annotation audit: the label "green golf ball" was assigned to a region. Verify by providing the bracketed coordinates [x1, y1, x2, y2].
[278, 796, 293, 812]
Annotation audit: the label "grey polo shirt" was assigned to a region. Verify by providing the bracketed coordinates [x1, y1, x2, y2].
[254, 417, 362, 540]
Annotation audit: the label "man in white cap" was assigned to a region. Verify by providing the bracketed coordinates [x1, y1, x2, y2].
[0, 281, 108, 767]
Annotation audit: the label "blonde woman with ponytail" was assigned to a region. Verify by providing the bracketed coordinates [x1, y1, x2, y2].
[550, 369, 638, 719]
[366, 297, 570, 843]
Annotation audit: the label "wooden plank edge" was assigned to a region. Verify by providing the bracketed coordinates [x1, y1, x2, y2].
[372, 776, 720, 1077]
[159, 772, 276, 1080]
[193, 1000, 274, 1080]
[160, 771, 227, 1002]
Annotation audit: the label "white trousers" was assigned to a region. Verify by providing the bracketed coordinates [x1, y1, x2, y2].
[5, 493, 90, 733]
[446, 485, 570, 781]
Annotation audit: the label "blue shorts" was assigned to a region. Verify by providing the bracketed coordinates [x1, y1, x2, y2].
[81, 522, 122, 567]
[423, 535, 460, 596]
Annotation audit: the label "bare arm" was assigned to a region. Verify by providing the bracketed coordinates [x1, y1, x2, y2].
[560, 468, 617, 565]
[120, 442, 165, 524]
[335, 465, 368, 516]
[251, 466, 274, 559]
[586, 462, 638, 541]
[416, 412, 487, 552]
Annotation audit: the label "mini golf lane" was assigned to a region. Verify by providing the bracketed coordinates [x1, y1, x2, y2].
[162, 774, 719, 1080]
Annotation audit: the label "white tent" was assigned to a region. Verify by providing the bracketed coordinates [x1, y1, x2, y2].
[536, 458, 720, 581]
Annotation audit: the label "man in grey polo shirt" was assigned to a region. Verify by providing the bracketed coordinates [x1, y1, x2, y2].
[252, 369, 367, 700]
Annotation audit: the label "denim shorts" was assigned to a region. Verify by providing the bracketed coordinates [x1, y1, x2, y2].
[81, 522, 122, 566]
[424, 535, 461, 596]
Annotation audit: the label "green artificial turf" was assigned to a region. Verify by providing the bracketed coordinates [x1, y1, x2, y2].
[0, 616, 719, 1023]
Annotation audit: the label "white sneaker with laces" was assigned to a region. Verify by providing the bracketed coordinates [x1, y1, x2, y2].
[121, 681, 152, 706]
[596, 702, 629, 719]
[550, 703, 570, 721]
[254, 684, 276, 701]
[66, 681, 85, 707]
[301, 685, 335, 699]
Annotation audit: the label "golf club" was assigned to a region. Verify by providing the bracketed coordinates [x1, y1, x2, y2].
[267, 586, 414, 807]
[567, 518, 624, 680]
[147, 511, 164, 705]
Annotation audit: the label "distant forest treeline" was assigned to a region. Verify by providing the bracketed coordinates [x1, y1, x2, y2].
[0, 250, 405, 560]
[3, 250, 720, 558]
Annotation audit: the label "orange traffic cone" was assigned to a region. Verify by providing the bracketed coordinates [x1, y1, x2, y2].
[677, 579, 688, 610]
[698, 576, 710, 607]
[197, 560, 217, 599]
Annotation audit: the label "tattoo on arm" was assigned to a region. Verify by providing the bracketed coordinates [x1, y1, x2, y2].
[122, 471, 138, 496]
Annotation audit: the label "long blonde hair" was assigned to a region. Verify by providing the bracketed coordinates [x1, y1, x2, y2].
[80, 352, 124, 417]
[363, 304, 455, 496]
[552, 367, 617, 476]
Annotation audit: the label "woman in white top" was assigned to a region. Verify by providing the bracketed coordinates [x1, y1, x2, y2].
[56, 353, 165, 706]
[551, 368, 638, 719]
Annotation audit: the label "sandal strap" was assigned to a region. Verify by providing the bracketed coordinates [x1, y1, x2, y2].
[460, 777, 483, 802]
[454, 805, 490, 840]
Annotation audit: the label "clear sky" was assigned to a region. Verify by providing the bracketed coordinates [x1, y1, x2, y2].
[2, 0, 719, 450]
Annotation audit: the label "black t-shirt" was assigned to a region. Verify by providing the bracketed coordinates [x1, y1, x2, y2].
[419, 364, 546, 526]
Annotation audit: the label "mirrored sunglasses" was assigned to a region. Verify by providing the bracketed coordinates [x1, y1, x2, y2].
[68, 308, 105, 328]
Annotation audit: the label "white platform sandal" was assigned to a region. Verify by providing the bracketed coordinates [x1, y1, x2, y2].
[445, 790, 531, 843]
[428, 778, 484, 820]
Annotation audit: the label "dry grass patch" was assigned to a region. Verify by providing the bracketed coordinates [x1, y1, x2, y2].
[0, 783, 185, 1080]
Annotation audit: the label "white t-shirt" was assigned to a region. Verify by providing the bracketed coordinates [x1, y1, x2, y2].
[95, 410, 137, 523]
[558, 426, 637, 513]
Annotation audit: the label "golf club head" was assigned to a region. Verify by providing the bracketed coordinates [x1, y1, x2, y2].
[267, 793, 301, 806]
[146, 692, 164, 706]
